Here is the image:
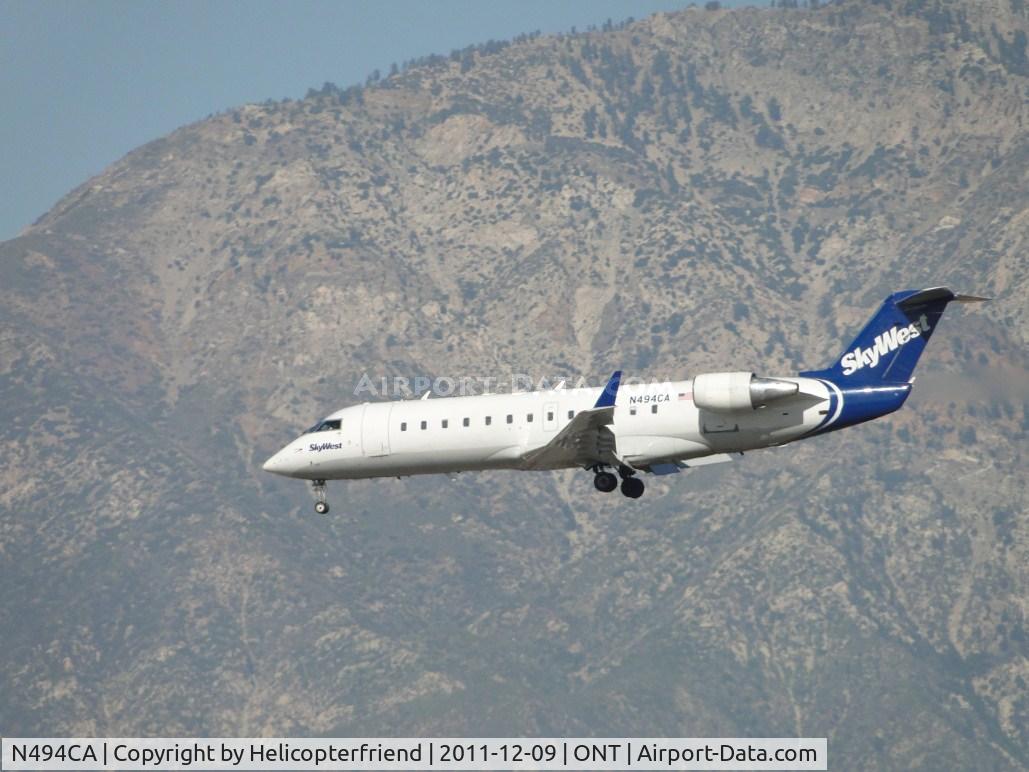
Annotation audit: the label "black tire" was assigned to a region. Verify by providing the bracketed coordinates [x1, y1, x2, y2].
[594, 471, 618, 493]
[620, 477, 644, 499]
[314, 501, 330, 515]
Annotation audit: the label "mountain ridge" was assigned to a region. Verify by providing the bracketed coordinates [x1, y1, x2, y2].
[1, 1, 1026, 767]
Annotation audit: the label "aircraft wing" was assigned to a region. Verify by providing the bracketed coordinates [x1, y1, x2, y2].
[520, 371, 626, 470]
[520, 405, 618, 469]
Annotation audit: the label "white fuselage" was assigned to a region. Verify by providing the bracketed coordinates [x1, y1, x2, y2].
[263, 377, 835, 480]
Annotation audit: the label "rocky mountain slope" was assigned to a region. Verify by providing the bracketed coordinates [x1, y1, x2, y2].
[1, 0, 1026, 767]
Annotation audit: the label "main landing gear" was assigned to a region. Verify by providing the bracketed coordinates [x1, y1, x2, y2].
[593, 470, 618, 493]
[312, 479, 330, 514]
[620, 475, 644, 499]
[591, 465, 645, 498]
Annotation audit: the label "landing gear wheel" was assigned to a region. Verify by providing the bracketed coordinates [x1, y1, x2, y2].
[312, 479, 329, 514]
[594, 471, 618, 493]
[620, 477, 645, 499]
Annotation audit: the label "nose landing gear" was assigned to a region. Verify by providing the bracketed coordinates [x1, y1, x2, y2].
[312, 479, 330, 514]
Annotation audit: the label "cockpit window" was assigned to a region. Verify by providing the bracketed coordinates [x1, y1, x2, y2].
[305, 419, 341, 434]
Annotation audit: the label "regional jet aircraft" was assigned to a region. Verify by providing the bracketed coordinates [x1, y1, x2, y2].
[263, 287, 985, 513]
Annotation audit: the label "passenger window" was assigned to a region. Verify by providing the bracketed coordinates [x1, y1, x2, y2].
[547, 411, 554, 421]
[568, 410, 574, 419]
[651, 404, 658, 414]
[630, 407, 636, 416]
[526, 413, 533, 422]
[463, 417, 469, 427]
[506, 414, 513, 424]
[485, 416, 492, 426]
[420, 420, 427, 430]
[401, 422, 407, 431]
[442, 419, 448, 429]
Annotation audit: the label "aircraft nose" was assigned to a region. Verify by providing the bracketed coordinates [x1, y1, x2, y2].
[262, 448, 295, 476]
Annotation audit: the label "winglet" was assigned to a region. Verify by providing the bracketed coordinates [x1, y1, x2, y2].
[594, 370, 622, 408]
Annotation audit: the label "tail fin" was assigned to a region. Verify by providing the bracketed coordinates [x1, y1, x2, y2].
[800, 287, 988, 385]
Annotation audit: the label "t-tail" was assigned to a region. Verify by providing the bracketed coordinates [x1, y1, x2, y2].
[797, 287, 988, 435]
[800, 287, 988, 386]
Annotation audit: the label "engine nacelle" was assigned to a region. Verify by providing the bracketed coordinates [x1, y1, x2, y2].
[693, 372, 799, 412]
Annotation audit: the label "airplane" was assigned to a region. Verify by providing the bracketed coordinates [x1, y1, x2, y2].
[263, 287, 986, 513]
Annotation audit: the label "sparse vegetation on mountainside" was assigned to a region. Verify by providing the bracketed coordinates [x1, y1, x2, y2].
[0, 1, 1026, 766]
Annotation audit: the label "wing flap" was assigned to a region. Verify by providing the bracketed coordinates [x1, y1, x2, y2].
[520, 370, 625, 470]
[683, 452, 739, 467]
[521, 406, 615, 469]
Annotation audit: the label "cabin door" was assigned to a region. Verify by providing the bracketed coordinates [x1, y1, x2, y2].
[361, 403, 392, 457]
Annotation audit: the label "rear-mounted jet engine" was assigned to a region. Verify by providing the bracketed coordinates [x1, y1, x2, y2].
[692, 372, 799, 412]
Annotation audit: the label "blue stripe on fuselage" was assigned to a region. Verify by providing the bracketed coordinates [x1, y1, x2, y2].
[804, 379, 838, 436]
[806, 381, 911, 437]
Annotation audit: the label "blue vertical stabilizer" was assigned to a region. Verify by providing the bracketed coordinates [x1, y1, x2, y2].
[800, 287, 985, 386]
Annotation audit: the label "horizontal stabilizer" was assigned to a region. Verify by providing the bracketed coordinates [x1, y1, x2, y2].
[896, 286, 955, 309]
[952, 293, 991, 303]
[896, 286, 990, 310]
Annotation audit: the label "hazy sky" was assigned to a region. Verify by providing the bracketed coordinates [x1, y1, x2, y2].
[0, 0, 756, 241]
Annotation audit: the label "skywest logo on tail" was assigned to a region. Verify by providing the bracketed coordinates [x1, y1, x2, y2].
[840, 314, 931, 376]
